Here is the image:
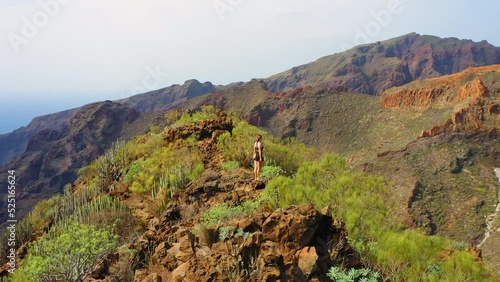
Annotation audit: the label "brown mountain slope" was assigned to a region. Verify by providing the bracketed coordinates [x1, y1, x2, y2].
[182, 81, 454, 161]
[365, 132, 500, 241]
[0, 101, 138, 222]
[266, 33, 500, 95]
[371, 66, 500, 273]
[3, 34, 498, 168]
[117, 79, 217, 113]
[0, 109, 76, 167]
[121, 66, 500, 275]
[0, 80, 216, 167]
[382, 64, 500, 109]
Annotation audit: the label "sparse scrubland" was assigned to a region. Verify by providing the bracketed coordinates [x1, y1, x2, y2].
[1, 107, 497, 282]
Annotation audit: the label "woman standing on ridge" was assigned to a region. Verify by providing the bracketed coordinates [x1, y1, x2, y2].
[253, 134, 264, 180]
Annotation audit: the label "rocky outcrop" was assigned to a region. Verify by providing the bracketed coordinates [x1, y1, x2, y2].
[378, 65, 500, 138]
[142, 205, 357, 281]
[381, 65, 498, 110]
[266, 33, 500, 95]
[163, 111, 233, 143]
[419, 99, 500, 138]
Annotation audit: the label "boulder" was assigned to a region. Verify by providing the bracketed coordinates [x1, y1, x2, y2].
[170, 263, 188, 282]
[296, 246, 319, 277]
[262, 204, 321, 251]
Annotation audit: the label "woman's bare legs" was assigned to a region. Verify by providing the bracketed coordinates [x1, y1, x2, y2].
[254, 160, 262, 180]
[254, 160, 258, 180]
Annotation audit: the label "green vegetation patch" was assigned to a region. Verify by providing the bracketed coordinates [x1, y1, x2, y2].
[15, 223, 118, 282]
[260, 153, 498, 281]
[203, 201, 260, 228]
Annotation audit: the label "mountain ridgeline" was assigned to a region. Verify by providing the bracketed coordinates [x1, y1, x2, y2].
[0, 80, 216, 167]
[2, 33, 499, 167]
[266, 33, 500, 95]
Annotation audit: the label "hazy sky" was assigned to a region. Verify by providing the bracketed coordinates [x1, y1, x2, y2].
[1, 0, 500, 133]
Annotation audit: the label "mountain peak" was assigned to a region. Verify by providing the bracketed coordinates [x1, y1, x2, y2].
[266, 33, 500, 95]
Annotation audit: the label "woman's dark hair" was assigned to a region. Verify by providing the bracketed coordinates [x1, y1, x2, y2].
[256, 134, 262, 142]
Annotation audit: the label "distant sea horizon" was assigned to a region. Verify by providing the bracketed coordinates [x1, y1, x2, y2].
[0, 94, 121, 135]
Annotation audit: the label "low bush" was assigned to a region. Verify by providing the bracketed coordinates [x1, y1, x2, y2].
[203, 201, 260, 228]
[260, 165, 284, 182]
[126, 139, 204, 194]
[327, 266, 380, 282]
[173, 105, 217, 127]
[221, 161, 240, 171]
[16, 223, 118, 282]
[30, 195, 63, 233]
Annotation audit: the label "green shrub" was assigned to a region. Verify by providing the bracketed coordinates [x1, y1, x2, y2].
[260, 153, 498, 281]
[203, 201, 260, 228]
[261, 153, 389, 239]
[95, 140, 129, 190]
[126, 141, 204, 194]
[217, 120, 265, 167]
[173, 105, 217, 127]
[327, 266, 380, 282]
[18, 223, 118, 282]
[264, 137, 316, 173]
[124, 159, 144, 184]
[221, 161, 240, 171]
[76, 163, 96, 184]
[30, 195, 63, 233]
[260, 165, 284, 182]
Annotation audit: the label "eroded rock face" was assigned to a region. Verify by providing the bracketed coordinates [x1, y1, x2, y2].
[381, 66, 498, 110]
[419, 100, 500, 138]
[262, 204, 322, 252]
[379, 65, 500, 138]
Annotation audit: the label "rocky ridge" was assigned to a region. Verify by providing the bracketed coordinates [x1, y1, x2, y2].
[118, 79, 217, 113]
[81, 113, 360, 281]
[266, 33, 500, 95]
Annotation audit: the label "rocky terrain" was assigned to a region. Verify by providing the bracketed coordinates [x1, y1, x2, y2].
[180, 65, 500, 274]
[0, 108, 497, 281]
[381, 64, 500, 137]
[114, 118, 358, 281]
